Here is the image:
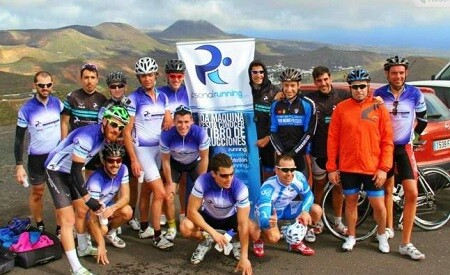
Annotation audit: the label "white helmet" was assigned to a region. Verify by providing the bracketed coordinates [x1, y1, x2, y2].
[135, 57, 158, 75]
[284, 220, 307, 245]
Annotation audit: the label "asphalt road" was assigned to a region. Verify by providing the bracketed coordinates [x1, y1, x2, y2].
[1, 125, 449, 275]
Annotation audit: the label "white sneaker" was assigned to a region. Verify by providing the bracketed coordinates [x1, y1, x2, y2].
[304, 228, 316, 243]
[376, 233, 390, 253]
[342, 236, 356, 251]
[77, 244, 98, 257]
[231, 242, 241, 260]
[160, 215, 167, 226]
[138, 226, 155, 239]
[191, 237, 213, 264]
[153, 235, 174, 250]
[399, 243, 425, 260]
[334, 222, 348, 235]
[105, 230, 126, 248]
[165, 227, 177, 241]
[385, 228, 395, 239]
[116, 226, 122, 235]
[128, 218, 141, 231]
[71, 267, 93, 275]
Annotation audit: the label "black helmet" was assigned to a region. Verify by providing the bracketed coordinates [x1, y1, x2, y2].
[106, 71, 127, 86]
[384, 55, 410, 71]
[165, 59, 186, 73]
[101, 142, 125, 160]
[279, 68, 302, 82]
[346, 69, 371, 84]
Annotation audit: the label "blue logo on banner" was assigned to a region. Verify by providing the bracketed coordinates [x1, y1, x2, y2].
[195, 45, 232, 85]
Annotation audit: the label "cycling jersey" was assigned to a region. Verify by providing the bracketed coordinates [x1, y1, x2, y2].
[326, 96, 394, 174]
[86, 164, 129, 205]
[128, 87, 169, 147]
[45, 124, 105, 173]
[16, 95, 63, 156]
[373, 84, 427, 145]
[248, 61, 280, 140]
[270, 95, 317, 156]
[191, 173, 250, 219]
[307, 88, 350, 159]
[62, 88, 107, 130]
[160, 124, 210, 164]
[158, 85, 189, 112]
[255, 171, 313, 229]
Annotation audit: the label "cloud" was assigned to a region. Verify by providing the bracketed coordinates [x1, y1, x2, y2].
[0, 0, 449, 32]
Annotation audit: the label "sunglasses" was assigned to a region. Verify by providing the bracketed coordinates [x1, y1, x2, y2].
[109, 83, 125, 89]
[36, 83, 53, 89]
[105, 157, 122, 164]
[81, 63, 98, 71]
[107, 120, 125, 131]
[168, 73, 184, 79]
[251, 70, 265, 75]
[350, 84, 368, 90]
[392, 100, 399, 116]
[218, 172, 234, 179]
[276, 166, 296, 173]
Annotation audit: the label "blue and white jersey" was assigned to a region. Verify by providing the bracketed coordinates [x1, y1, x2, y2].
[160, 124, 210, 164]
[256, 171, 313, 218]
[128, 87, 169, 147]
[45, 124, 104, 173]
[191, 173, 250, 219]
[86, 164, 129, 205]
[17, 95, 63, 155]
[158, 85, 189, 113]
[374, 84, 426, 145]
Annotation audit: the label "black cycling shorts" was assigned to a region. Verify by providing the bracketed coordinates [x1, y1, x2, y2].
[27, 154, 49, 185]
[386, 144, 418, 181]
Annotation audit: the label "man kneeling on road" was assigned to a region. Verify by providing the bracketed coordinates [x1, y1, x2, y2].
[86, 142, 132, 265]
[180, 153, 252, 275]
[249, 154, 323, 257]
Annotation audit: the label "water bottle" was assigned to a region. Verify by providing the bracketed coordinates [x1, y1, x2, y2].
[215, 229, 235, 255]
[22, 176, 29, 188]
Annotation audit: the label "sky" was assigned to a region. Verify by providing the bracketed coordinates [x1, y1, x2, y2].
[1, 0, 450, 50]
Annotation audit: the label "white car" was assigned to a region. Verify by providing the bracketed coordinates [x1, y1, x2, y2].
[407, 80, 450, 108]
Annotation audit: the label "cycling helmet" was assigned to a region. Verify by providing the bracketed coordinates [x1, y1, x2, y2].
[346, 69, 371, 84]
[284, 220, 307, 245]
[101, 142, 125, 159]
[384, 55, 409, 70]
[135, 57, 158, 75]
[106, 71, 127, 86]
[165, 59, 186, 73]
[103, 105, 130, 125]
[279, 68, 302, 82]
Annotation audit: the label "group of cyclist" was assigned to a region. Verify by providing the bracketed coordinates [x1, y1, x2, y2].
[13, 53, 426, 275]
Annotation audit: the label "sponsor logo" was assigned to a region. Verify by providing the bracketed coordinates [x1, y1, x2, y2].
[194, 45, 232, 85]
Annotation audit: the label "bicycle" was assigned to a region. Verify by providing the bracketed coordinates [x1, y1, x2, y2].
[321, 166, 450, 241]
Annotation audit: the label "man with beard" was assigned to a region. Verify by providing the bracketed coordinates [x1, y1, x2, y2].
[374, 56, 427, 260]
[14, 71, 63, 232]
[45, 106, 129, 275]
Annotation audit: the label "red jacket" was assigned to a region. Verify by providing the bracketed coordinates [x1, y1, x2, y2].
[326, 96, 394, 175]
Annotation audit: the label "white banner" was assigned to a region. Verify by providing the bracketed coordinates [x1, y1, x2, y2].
[176, 38, 261, 206]
[177, 38, 255, 112]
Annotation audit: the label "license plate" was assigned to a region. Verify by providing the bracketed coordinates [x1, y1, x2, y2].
[433, 139, 450, 151]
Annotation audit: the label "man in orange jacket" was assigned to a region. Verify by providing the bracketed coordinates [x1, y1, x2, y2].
[326, 69, 394, 253]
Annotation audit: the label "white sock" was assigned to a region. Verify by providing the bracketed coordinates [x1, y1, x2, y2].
[77, 233, 88, 251]
[334, 216, 342, 225]
[65, 249, 82, 272]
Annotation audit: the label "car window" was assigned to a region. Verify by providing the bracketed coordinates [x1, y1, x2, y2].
[436, 64, 450, 80]
[424, 93, 450, 120]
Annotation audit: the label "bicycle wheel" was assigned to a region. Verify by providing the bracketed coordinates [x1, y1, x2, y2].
[414, 167, 450, 230]
[321, 182, 377, 241]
